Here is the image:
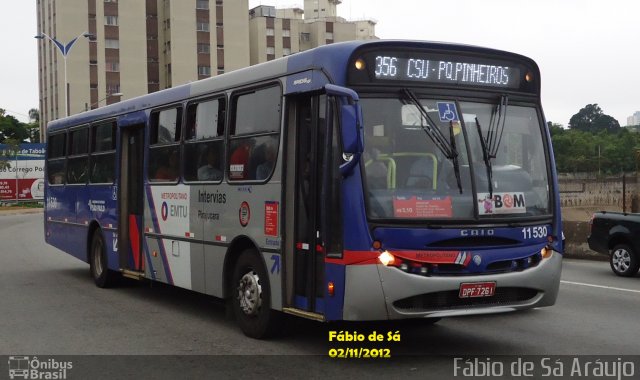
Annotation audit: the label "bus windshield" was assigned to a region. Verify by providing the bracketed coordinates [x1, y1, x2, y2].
[361, 95, 551, 221]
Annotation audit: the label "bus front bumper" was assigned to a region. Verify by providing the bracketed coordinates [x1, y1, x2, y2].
[341, 251, 562, 321]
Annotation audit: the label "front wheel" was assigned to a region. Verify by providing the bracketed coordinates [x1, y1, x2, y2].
[90, 230, 119, 288]
[231, 249, 281, 339]
[610, 244, 640, 277]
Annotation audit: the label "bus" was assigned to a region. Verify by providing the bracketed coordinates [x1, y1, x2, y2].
[44, 40, 562, 339]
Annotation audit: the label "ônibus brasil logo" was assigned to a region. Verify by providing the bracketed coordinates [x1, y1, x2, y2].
[8, 356, 73, 379]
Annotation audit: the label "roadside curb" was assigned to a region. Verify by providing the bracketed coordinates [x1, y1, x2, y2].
[0, 208, 44, 216]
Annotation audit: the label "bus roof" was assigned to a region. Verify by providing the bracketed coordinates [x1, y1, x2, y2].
[46, 39, 537, 133]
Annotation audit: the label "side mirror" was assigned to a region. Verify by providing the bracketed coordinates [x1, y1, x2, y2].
[325, 84, 364, 175]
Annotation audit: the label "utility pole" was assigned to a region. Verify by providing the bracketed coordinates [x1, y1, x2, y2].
[633, 149, 640, 212]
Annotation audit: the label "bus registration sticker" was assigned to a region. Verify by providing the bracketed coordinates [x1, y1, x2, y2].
[459, 282, 496, 298]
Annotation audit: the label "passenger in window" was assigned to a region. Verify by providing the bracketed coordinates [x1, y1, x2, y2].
[256, 142, 277, 180]
[406, 156, 434, 189]
[51, 172, 64, 185]
[364, 146, 388, 189]
[155, 150, 179, 181]
[229, 142, 251, 180]
[197, 146, 222, 181]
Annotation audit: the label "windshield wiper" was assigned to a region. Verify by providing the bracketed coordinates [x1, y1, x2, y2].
[448, 121, 463, 194]
[400, 89, 462, 193]
[475, 95, 508, 198]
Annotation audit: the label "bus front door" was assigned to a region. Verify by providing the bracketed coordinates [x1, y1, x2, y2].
[290, 95, 342, 316]
[118, 125, 145, 274]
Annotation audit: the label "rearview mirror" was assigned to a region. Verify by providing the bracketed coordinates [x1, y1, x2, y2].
[325, 84, 363, 175]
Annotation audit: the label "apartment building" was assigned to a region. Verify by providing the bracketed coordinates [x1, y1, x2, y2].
[35, 0, 376, 132]
[627, 111, 640, 127]
[36, 0, 250, 130]
[249, 1, 377, 65]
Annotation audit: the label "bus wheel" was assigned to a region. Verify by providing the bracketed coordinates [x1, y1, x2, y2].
[231, 249, 281, 339]
[90, 230, 117, 288]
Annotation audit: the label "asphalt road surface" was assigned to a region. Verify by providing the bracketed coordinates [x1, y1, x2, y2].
[1, 212, 639, 379]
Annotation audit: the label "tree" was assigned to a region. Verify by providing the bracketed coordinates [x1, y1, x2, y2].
[0, 138, 19, 171]
[569, 104, 620, 132]
[0, 113, 29, 143]
[0, 107, 38, 143]
[25, 123, 41, 143]
[28, 108, 40, 124]
[548, 121, 564, 137]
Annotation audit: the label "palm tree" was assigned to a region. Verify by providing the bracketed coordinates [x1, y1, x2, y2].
[28, 108, 40, 123]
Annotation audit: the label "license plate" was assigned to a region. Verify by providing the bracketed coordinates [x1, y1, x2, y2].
[459, 282, 496, 298]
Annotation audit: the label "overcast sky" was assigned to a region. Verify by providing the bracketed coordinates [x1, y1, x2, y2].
[2, 1, 638, 126]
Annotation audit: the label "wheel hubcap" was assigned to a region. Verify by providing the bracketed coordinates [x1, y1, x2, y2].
[237, 270, 262, 316]
[612, 249, 631, 272]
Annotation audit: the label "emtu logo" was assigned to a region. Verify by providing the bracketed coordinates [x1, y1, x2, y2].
[161, 202, 169, 221]
[8, 356, 29, 379]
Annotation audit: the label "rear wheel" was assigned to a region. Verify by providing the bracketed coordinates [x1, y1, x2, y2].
[610, 244, 640, 277]
[90, 230, 118, 288]
[231, 249, 281, 339]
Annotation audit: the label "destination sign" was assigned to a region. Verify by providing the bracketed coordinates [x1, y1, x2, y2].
[373, 55, 521, 89]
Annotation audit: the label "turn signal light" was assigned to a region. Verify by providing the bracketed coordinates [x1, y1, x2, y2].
[328, 282, 335, 297]
[541, 247, 553, 259]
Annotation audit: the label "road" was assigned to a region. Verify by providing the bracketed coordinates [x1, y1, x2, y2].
[1, 212, 639, 379]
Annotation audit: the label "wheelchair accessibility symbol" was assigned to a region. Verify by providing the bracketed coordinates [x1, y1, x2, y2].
[437, 102, 459, 122]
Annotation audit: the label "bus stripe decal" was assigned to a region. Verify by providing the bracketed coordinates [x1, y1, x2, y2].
[145, 185, 174, 284]
[129, 215, 141, 269]
[325, 250, 379, 265]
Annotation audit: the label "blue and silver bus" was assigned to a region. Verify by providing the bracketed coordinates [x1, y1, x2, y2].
[44, 40, 562, 338]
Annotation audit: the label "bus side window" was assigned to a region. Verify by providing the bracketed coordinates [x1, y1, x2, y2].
[184, 98, 226, 182]
[89, 121, 116, 184]
[67, 127, 89, 184]
[229, 85, 281, 182]
[47, 133, 67, 185]
[149, 107, 182, 182]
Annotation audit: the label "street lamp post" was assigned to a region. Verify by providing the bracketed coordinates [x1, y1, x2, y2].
[85, 92, 123, 111]
[35, 32, 94, 118]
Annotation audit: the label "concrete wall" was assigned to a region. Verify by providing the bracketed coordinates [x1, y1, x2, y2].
[559, 175, 638, 260]
[559, 176, 637, 210]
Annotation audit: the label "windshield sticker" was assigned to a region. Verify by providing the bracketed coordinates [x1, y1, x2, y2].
[437, 102, 459, 122]
[393, 196, 452, 218]
[478, 192, 526, 215]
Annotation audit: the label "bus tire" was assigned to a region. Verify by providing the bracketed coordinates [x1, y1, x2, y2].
[90, 230, 118, 288]
[610, 244, 640, 277]
[231, 249, 281, 339]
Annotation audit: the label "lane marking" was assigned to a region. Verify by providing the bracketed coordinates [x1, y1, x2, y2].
[561, 280, 640, 294]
